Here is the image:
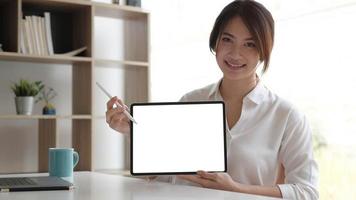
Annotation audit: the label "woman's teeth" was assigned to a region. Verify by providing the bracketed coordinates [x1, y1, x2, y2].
[226, 61, 246, 69]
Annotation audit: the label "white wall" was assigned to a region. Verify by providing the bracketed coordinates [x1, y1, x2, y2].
[142, 0, 230, 101]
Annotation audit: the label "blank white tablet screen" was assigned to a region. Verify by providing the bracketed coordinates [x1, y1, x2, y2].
[131, 102, 226, 174]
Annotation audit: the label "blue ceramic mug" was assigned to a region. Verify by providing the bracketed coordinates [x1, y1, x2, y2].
[49, 148, 79, 183]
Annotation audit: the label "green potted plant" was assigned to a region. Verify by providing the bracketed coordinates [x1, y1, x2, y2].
[36, 86, 58, 115]
[11, 79, 43, 115]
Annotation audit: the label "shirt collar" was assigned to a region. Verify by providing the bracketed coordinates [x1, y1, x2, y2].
[208, 79, 223, 99]
[208, 78, 268, 105]
[243, 81, 268, 105]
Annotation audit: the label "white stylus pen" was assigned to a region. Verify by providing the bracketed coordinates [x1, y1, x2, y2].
[96, 82, 138, 124]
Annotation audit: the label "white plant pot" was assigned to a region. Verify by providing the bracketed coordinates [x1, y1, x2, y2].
[15, 96, 34, 115]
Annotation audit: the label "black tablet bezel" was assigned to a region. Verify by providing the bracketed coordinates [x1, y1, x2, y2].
[130, 101, 227, 176]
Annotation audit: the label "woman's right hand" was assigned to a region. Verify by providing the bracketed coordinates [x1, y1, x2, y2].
[106, 96, 130, 135]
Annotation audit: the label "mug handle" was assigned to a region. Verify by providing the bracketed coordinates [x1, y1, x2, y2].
[73, 151, 79, 168]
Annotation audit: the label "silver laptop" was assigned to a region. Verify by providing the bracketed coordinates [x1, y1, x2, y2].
[0, 176, 73, 192]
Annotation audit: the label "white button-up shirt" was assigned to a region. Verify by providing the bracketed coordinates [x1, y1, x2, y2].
[157, 80, 319, 200]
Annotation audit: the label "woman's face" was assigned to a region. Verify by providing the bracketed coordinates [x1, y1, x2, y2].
[216, 16, 260, 81]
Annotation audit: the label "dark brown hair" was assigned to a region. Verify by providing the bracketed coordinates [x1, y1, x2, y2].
[209, 0, 274, 73]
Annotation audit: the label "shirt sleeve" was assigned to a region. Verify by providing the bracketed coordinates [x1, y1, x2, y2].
[277, 108, 319, 200]
[179, 94, 189, 102]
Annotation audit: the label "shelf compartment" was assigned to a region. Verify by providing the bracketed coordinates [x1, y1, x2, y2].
[22, 0, 92, 57]
[94, 65, 149, 118]
[93, 15, 149, 62]
[93, 1, 149, 63]
[94, 65, 149, 107]
[124, 67, 149, 106]
[0, 52, 91, 64]
[0, 0, 19, 52]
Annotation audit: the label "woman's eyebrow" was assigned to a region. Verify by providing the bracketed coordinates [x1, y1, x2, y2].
[222, 32, 254, 41]
[222, 32, 235, 38]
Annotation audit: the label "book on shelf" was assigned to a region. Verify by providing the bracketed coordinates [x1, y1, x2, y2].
[20, 19, 27, 54]
[24, 16, 33, 54]
[31, 16, 41, 55]
[22, 19, 30, 54]
[36, 16, 45, 55]
[21, 13, 54, 56]
[20, 12, 86, 57]
[24, 16, 34, 54]
[44, 12, 54, 55]
[40, 17, 49, 56]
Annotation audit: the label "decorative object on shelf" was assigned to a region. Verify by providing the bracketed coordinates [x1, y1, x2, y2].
[0, 43, 3, 52]
[36, 85, 57, 115]
[56, 46, 87, 57]
[127, 0, 140, 7]
[112, 0, 120, 4]
[11, 79, 44, 115]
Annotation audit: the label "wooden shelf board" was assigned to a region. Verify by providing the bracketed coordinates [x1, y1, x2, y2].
[23, 0, 149, 16]
[0, 114, 92, 120]
[23, 0, 92, 8]
[93, 2, 148, 19]
[0, 52, 92, 64]
[94, 58, 148, 68]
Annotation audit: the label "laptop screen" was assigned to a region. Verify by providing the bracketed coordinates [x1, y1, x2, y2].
[130, 101, 226, 175]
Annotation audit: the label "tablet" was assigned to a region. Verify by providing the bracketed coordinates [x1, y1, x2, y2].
[130, 101, 226, 175]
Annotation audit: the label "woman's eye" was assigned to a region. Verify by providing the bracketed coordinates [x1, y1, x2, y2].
[222, 37, 232, 42]
[245, 42, 256, 48]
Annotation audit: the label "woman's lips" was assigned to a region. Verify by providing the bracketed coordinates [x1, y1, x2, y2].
[225, 61, 246, 70]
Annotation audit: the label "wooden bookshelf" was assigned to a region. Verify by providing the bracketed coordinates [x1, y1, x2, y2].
[0, 0, 149, 173]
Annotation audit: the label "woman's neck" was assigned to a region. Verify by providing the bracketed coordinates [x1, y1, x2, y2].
[219, 75, 258, 101]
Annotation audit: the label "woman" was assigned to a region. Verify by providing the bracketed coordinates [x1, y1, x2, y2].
[105, 0, 319, 199]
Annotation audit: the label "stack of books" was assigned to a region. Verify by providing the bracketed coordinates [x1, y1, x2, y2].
[20, 12, 54, 56]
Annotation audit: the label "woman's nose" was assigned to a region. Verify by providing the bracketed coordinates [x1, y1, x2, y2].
[230, 45, 244, 59]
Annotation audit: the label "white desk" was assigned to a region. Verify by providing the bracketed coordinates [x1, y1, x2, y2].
[0, 172, 282, 200]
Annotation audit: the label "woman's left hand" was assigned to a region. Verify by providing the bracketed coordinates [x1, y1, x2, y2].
[178, 170, 239, 192]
